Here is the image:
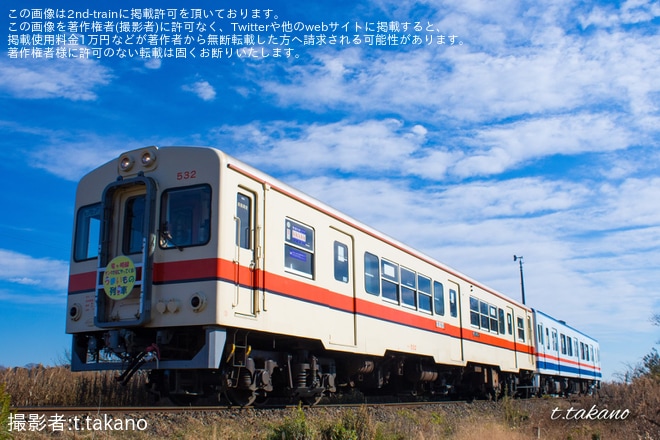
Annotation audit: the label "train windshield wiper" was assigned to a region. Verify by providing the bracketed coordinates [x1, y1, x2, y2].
[160, 224, 184, 251]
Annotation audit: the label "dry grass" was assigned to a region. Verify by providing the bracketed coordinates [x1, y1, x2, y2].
[1, 366, 658, 439]
[0, 365, 148, 407]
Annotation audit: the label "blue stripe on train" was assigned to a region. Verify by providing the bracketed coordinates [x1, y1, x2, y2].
[537, 359, 602, 379]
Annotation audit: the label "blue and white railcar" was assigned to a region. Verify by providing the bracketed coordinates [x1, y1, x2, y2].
[533, 309, 601, 394]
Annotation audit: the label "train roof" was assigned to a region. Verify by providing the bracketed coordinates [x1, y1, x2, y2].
[211, 146, 532, 312]
[92, 145, 531, 312]
[533, 309, 599, 343]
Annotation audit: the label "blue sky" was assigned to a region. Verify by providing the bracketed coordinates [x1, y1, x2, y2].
[1, 0, 659, 381]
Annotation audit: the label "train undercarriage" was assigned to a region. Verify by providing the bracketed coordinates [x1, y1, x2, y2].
[72, 325, 573, 406]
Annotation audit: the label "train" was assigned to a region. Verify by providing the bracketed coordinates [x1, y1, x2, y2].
[66, 146, 601, 405]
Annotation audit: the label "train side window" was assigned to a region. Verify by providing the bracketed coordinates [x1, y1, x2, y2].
[160, 185, 212, 249]
[364, 252, 380, 295]
[123, 195, 146, 254]
[489, 306, 499, 334]
[507, 313, 513, 335]
[537, 324, 544, 345]
[333, 241, 349, 283]
[517, 317, 525, 341]
[434, 281, 445, 316]
[74, 203, 101, 261]
[580, 342, 585, 360]
[560, 334, 567, 355]
[469, 296, 479, 326]
[546, 328, 551, 349]
[567, 337, 573, 356]
[401, 267, 416, 308]
[284, 219, 314, 278]
[418, 275, 432, 313]
[449, 289, 458, 317]
[499, 309, 506, 334]
[236, 193, 252, 249]
[552, 329, 558, 351]
[381, 259, 399, 303]
[480, 301, 489, 330]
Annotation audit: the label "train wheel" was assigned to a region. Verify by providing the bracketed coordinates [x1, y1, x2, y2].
[253, 391, 271, 407]
[224, 388, 257, 407]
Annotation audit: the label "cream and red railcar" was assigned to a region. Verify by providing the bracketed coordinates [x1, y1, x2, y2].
[67, 146, 542, 404]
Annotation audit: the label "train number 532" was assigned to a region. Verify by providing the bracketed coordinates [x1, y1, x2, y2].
[176, 170, 197, 180]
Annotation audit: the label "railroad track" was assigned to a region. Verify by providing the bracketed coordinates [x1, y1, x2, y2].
[12, 399, 467, 416]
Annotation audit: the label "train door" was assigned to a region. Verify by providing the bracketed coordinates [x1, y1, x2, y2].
[95, 176, 156, 327]
[233, 186, 262, 317]
[327, 227, 356, 346]
[507, 307, 517, 368]
[527, 315, 535, 365]
[447, 281, 463, 362]
[536, 321, 546, 368]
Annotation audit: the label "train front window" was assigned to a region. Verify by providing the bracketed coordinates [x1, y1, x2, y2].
[74, 203, 101, 261]
[123, 196, 145, 254]
[160, 185, 211, 249]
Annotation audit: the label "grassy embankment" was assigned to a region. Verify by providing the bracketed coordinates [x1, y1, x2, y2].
[1, 365, 658, 439]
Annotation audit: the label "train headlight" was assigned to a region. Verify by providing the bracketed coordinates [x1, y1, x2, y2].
[119, 155, 134, 171]
[141, 150, 156, 167]
[69, 303, 82, 321]
[190, 292, 207, 313]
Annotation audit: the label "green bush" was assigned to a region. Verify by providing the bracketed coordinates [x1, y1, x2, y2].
[268, 405, 316, 440]
[0, 383, 12, 440]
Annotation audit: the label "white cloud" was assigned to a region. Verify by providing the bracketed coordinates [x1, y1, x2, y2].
[182, 80, 216, 101]
[579, 0, 660, 27]
[221, 119, 436, 177]
[31, 142, 122, 181]
[454, 113, 632, 177]
[0, 58, 111, 101]
[0, 249, 68, 293]
[252, 1, 660, 133]
[144, 58, 162, 70]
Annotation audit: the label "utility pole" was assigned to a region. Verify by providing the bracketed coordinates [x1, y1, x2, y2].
[513, 255, 526, 305]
